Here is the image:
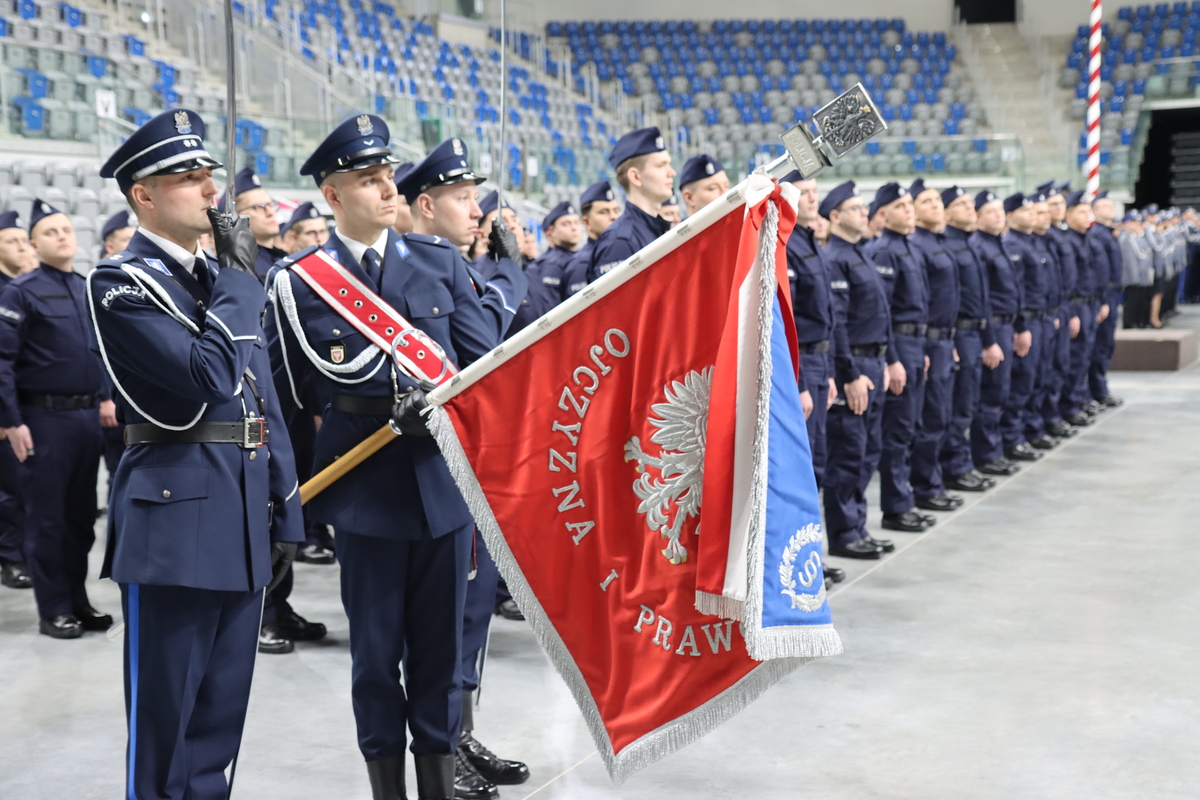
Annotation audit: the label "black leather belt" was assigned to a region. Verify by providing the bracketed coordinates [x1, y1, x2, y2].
[892, 322, 927, 337]
[925, 326, 954, 340]
[955, 317, 987, 331]
[1069, 295, 1094, 303]
[849, 344, 889, 357]
[1046, 306, 1060, 316]
[19, 392, 97, 410]
[799, 340, 830, 355]
[1021, 308, 1046, 321]
[333, 394, 393, 416]
[991, 314, 1015, 325]
[125, 419, 268, 448]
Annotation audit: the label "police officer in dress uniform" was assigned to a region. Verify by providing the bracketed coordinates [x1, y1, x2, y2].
[678, 154, 730, 219]
[88, 108, 305, 797]
[586, 127, 675, 282]
[864, 183, 935, 534]
[937, 187, 999, 493]
[1027, 192, 1065, 452]
[474, 190, 546, 337]
[100, 210, 137, 258]
[1087, 191, 1125, 408]
[821, 182, 896, 560]
[780, 171, 844, 586]
[1061, 191, 1103, 426]
[969, 191, 1030, 476]
[561, 180, 619, 299]
[526, 200, 580, 312]
[0, 211, 31, 589]
[0, 199, 114, 637]
[999, 193, 1049, 464]
[265, 121, 527, 800]
[1120, 212, 1154, 328]
[281, 202, 331, 254]
[218, 166, 286, 282]
[907, 178, 964, 513]
[1039, 182, 1081, 441]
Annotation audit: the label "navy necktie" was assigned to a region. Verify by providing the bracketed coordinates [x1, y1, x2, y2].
[194, 259, 214, 293]
[362, 248, 381, 290]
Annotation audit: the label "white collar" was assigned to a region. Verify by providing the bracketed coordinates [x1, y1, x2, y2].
[335, 227, 391, 268]
[137, 227, 205, 276]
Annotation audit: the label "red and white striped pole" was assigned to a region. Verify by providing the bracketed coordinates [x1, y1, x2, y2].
[1085, 0, 1103, 200]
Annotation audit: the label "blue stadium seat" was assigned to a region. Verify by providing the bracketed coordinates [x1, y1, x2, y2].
[943, 118, 959, 136]
[902, 140, 916, 154]
[882, 104, 896, 121]
[973, 138, 989, 153]
[912, 153, 927, 171]
[930, 152, 945, 171]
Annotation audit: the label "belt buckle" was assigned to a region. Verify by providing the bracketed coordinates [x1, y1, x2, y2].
[242, 418, 267, 449]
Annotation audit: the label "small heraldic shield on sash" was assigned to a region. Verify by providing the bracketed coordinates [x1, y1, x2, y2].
[330, 344, 345, 364]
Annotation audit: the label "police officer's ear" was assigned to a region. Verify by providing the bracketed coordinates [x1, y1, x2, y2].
[128, 180, 157, 214]
[320, 178, 343, 214]
[414, 192, 438, 222]
[681, 185, 694, 208]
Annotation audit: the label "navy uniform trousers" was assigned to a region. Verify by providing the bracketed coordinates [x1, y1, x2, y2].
[912, 334, 955, 500]
[823, 354, 886, 547]
[1002, 316, 1043, 451]
[462, 527, 499, 703]
[940, 327, 983, 480]
[0, 437, 24, 564]
[1041, 313, 1072, 428]
[23, 405, 101, 619]
[1025, 317, 1058, 440]
[876, 333, 926, 515]
[1063, 301, 1099, 417]
[1089, 299, 1118, 401]
[800, 352, 832, 486]
[972, 321, 1015, 466]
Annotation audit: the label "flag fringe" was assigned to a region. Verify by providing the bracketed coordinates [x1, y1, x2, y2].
[738, 200, 844, 662]
[427, 404, 808, 784]
[694, 590, 744, 621]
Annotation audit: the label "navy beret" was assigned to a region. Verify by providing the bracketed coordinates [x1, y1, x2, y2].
[393, 162, 415, 189]
[99, 108, 222, 194]
[1003, 193, 1032, 213]
[780, 169, 803, 183]
[394, 137, 483, 204]
[1094, 189, 1110, 201]
[1065, 191, 1088, 208]
[1029, 192, 1047, 204]
[974, 190, 999, 211]
[677, 153, 725, 188]
[874, 182, 909, 210]
[940, 185, 968, 207]
[478, 189, 512, 219]
[28, 198, 65, 234]
[580, 180, 616, 209]
[1036, 180, 1059, 198]
[543, 201, 577, 230]
[1057, 181, 1072, 194]
[0, 210, 20, 231]
[101, 210, 135, 240]
[909, 177, 932, 198]
[818, 181, 858, 220]
[284, 202, 323, 233]
[217, 166, 264, 212]
[300, 113, 400, 187]
[608, 126, 667, 169]
[662, 193, 678, 207]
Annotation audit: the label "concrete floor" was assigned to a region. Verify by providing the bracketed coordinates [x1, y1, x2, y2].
[3, 323, 1200, 799]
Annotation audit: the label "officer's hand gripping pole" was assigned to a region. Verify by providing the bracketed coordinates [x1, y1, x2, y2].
[756, 83, 888, 181]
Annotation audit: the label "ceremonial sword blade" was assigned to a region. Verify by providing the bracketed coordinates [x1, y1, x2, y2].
[223, 0, 238, 211]
[768, 82, 888, 180]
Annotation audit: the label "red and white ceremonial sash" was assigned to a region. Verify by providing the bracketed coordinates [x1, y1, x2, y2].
[289, 248, 458, 386]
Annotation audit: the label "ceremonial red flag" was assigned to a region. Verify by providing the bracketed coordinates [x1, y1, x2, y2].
[426, 176, 838, 781]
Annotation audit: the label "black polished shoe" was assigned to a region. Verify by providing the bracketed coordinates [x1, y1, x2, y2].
[1028, 435, 1059, 450]
[0, 559, 31, 589]
[1065, 412, 1094, 426]
[295, 543, 336, 565]
[1004, 443, 1043, 462]
[1099, 395, 1124, 407]
[39, 615, 83, 639]
[74, 605, 114, 631]
[915, 493, 962, 511]
[460, 732, 530, 786]
[828, 539, 883, 560]
[979, 459, 1020, 476]
[823, 565, 846, 583]
[277, 611, 327, 642]
[945, 471, 992, 492]
[864, 535, 896, 553]
[453, 748, 499, 800]
[881, 510, 931, 532]
[258, 624, 295, 654]
[1046, 421, 1077, 438]
[366, 755, 407, 800]
[493, 599, 525, 622]
[1082, 401, 1103, 416]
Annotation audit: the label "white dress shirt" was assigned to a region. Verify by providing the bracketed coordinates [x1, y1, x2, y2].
[137, 227, 206, 278]
[335, 227, 390, 269]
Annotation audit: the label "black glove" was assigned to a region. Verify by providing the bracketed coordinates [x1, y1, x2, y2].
[391, 380, 435, 437]
[265, 541, 297, 594]
[487, 221, 521, 262]
[206, 206, 258, 276]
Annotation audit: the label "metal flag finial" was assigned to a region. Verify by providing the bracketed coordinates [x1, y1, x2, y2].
[760, 83, 888, 181]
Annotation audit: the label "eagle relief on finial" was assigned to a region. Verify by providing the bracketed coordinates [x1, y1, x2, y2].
[623, 367, 711, 566]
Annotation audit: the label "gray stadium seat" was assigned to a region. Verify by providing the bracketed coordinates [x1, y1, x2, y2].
[74, 217, 97, 256]
[72, 188, 100, 220]
[894, 74, 913, 91]
[945, 154, 966, 173]
[807, 45, 827, 61]
[1, 186, 34, 223]
[0, 164, 12, 188]
[740, 76, 759, 92]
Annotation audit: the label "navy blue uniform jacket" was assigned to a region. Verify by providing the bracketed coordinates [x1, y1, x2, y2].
[586, 201, 669, 282]
[87, 232, 304, 592]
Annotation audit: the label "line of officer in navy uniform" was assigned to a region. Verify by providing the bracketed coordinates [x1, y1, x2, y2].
[679, 153, 731, 219]
[525, 200, 580, 311]
[264, 117, 528, 800]
[1038, 182, 1084, 442]
[218, 166, 288, 282]
[87, 107, 305, 798]
[561, 180, 620, 299]
[0, 210, 32, 590]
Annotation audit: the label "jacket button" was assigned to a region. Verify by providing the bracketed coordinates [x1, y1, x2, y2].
[432, 307, 439, 314]
[332, 328, 341, 336]
[162, 490, 171, 499]
[249, 451, 257, 461]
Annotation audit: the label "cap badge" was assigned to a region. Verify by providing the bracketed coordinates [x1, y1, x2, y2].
[251, 174, 261, 186]
[309, 207, 319, 218]
[174, 111, 192, 134]
[357, 115, 374, 136]
[705, 161, 715, 175]
[452, 138, 464, 156]
[605, 189, 613, 200]
[655, 135, 664, 149]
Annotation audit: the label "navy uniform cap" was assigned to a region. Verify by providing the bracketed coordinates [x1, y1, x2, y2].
[1145, 203, 1159, 214]
[909, 177, 932, 198]
[1122, 211, 1139, 223]
[478, 189, 512, 219]
[608, 126, 667, 169]
[393, 162, 415, 189]
[580, 180, 616, 209]
[677, 153, 725, 188]
[974, 190, 998, 211]
[28, 198, 65, 234]
[780, 169, 803, 183]
[284, 202, 323, 233]
[874, 182, 908, 210]
[543, 201, 577, 230]
[300, 113, 399, 187]
[1003, 193, 1031, 213]
[1094, 189, 1110, 201]
[1029, 192, 1047, 204]
[818, 181, 858, 219]
[217, 166, 264, 212]
[1057, 181, 1072, 194]
[940, 185, 968, 208]
[1065, 190, 1088, 208]
[394, 137, 483, 204]
[100, 109, 222, 193]
[0, 210, 19, 231]
[1036, 179, 1060, 198]
[101, 210, 135, 240]
[662, 193, 678, 207]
